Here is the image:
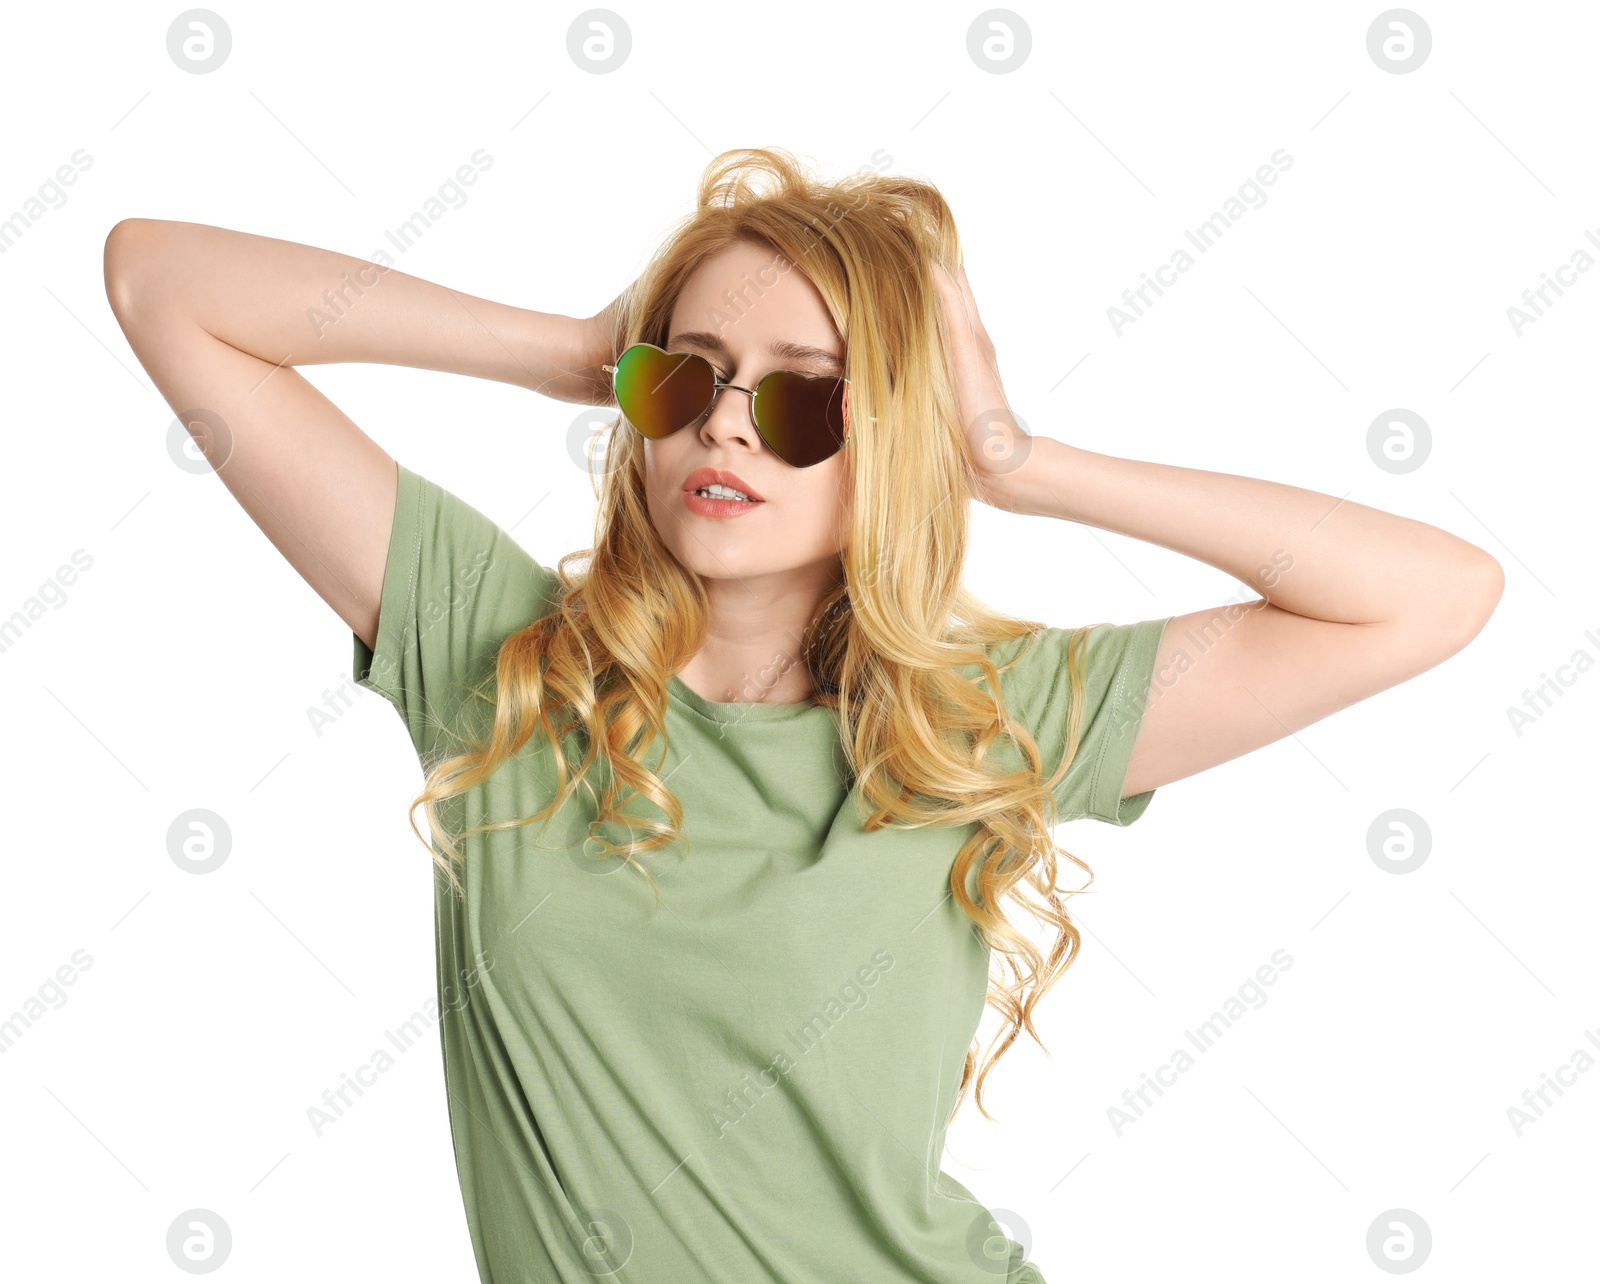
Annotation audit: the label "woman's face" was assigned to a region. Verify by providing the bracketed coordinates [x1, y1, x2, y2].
[642, 240, 851, 589]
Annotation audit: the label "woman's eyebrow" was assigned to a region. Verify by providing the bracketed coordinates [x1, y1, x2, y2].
[668, 330, 844, 374]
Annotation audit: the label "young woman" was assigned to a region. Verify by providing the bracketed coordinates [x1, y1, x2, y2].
[103, 147, 1502, 1283]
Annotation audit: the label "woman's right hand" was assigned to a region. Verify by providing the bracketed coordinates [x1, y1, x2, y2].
[559, 282, 634, 407]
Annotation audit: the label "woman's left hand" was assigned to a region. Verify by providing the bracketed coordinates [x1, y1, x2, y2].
[932, 260, 1031, 510]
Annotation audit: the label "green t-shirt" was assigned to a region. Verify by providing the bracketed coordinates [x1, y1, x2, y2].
[352, 460, 1170, 1283]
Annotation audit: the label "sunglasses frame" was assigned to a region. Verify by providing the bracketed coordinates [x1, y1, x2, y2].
[601, 341, 852, 468]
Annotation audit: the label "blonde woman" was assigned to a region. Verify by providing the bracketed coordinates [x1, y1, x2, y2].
[103, 148, 1502, 1283]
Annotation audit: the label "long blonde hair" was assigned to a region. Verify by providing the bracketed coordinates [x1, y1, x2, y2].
[408, 147, 1099, 1124]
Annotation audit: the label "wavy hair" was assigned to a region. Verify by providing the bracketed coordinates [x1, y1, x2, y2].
[406, 147, 1100, 1124]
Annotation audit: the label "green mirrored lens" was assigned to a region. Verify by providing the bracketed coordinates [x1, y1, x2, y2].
[614, 344, 712, 438]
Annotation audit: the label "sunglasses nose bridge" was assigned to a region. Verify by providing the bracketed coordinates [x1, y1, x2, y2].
[704, 378, 761, 439]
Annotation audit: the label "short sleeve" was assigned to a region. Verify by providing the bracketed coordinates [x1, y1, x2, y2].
[994, 616, 1171, 827]
[352, 460, 564, 767]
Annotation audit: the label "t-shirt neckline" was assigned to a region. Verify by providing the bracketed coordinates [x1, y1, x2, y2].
[667, 674, 826, 724]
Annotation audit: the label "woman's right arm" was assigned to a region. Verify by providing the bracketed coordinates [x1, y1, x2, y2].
[101, 218, 619, 652]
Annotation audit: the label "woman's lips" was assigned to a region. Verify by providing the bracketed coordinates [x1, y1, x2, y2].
[680, 467, 764, 500]
[683, 489, 764, 518]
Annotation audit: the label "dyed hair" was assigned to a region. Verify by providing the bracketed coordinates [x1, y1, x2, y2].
[409, 147, 1099, 1124]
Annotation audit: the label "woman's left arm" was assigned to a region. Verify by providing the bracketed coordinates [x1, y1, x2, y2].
[935, 262, 1506, 798]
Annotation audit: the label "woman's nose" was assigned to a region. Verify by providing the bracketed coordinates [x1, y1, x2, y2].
[699, 383, 761, 450]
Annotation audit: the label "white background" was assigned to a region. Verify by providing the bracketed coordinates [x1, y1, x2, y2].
[1, 1, 1594, 1280]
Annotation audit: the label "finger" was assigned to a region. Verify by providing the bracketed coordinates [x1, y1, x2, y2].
[952, 267, 976, 318]
[959, 266, 977, 308]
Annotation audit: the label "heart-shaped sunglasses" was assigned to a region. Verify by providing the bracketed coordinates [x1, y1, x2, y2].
[602, 342, 850, 469]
